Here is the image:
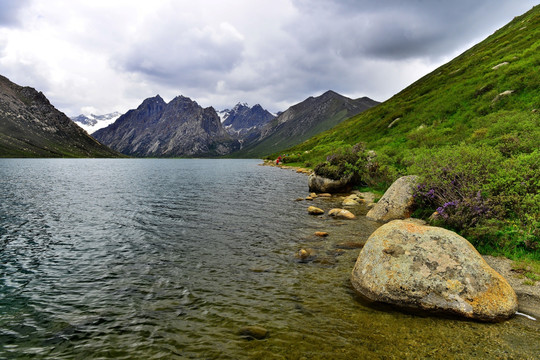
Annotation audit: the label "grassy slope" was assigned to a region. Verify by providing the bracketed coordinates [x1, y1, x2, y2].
[284, 5, 539, 165]
[279, 6, 540, 260]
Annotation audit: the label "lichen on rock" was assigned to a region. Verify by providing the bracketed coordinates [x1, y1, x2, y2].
[351, 220, 518, 322]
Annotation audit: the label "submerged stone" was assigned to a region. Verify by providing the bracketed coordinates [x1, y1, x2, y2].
[314, 231, 329, 237]
[238, 326, 269, 340]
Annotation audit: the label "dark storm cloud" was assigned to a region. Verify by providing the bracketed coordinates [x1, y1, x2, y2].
[290, 0, 534, 60]
[0, 0, 30, 27]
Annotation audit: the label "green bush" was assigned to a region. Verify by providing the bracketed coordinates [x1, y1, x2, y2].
[410, 145, 539, 252]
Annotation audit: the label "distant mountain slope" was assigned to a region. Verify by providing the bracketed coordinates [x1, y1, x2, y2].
[71, 112, 122, 134]
[285, 5, 540, 164]
[234, 90, 379, 157]
[0, 75, 119, 158]
[93, 95, 240, 157]
[220, 103, 275, 136]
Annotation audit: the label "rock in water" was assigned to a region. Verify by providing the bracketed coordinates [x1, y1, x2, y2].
[308, 174, 354, 193]
[351, 220, 518, 322]
[307, 206, 324, 215]
[238, 326, 269, 340]
[314, 231, 329, 237]
[366, 175, 418, 222]
[328, 208, 355, 219]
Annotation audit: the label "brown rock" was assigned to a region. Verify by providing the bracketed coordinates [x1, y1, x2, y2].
[238, 326, 269, 340]
[307, 206, 324, 215]
[315, 231, 329, 237]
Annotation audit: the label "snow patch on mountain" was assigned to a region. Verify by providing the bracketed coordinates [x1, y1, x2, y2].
[71, 112, 122, 134]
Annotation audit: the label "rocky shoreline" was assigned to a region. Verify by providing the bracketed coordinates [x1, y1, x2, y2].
[264, 160, 540, 321]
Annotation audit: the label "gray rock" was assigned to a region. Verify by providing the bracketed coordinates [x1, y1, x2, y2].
[351, 220, 518, 322]
[366, 175, 418, 222]
[308, 174, 354, 193]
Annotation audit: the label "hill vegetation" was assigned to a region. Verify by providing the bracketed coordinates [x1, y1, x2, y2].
[274, 6, 540, 259]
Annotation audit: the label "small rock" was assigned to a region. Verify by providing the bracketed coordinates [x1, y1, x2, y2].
[295, 198, 304, 202]
[342, 198, 360, 206]
[328, 208, 355, 219]
[305, 196, 314, 201]
[356, 191, 376, 204]
[492, 62, 509, 70]
[388, 117, 401, 128]
[492, 90, 514, 104]
[307, 206, 324, 215]
[310, 192, 317, 198]
[238, 326, 269, 340]
[314, 231, 329, 237]
[296, 248, 316, 262]
[317, 193, 332, 198]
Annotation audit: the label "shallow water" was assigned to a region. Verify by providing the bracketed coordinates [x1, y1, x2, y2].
[0, 159, 538, 359]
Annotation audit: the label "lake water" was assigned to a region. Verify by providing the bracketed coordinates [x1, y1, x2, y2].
[0, 159, 538, 359]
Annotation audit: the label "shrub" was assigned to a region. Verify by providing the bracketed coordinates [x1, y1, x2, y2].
[410, 145, 539, 252]
[313, 142, 393, 186]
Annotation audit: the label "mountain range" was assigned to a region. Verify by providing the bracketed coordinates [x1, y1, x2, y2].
[92, 95, 240, 157]
[91, 90, 378, 158]
[235, 91, 379, 157]
[0, 75, 119, 158]
[71, 112, 122, 134]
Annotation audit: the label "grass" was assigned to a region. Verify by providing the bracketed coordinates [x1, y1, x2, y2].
[512, 259, 540, 285]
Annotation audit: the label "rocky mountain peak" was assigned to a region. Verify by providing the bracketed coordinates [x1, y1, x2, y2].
[220, 103, 275, 136]
[0, 74, 118, 157]
[93, 94, 239, 157]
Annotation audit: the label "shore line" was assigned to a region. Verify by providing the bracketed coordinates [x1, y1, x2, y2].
[265, 159, 540, 320]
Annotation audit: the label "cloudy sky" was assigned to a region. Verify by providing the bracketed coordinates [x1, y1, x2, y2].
[0, 0, 536, 116]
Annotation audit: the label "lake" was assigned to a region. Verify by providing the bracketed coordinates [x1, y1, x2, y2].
[0, 159, 538, 359]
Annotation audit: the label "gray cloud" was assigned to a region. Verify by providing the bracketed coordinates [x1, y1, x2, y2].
[0, 0, 536, 116]
[115, 20, 245, 88]
[0, 0, 30, 28]
[289, 0, 534, 61]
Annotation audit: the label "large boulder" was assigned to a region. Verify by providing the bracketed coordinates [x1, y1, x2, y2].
[366, 175, 418, 222]
[351, 220, 518, 322]
[308, 174, 354, 193]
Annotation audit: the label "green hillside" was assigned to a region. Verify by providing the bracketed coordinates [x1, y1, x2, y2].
[279, 6, 540, 258]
